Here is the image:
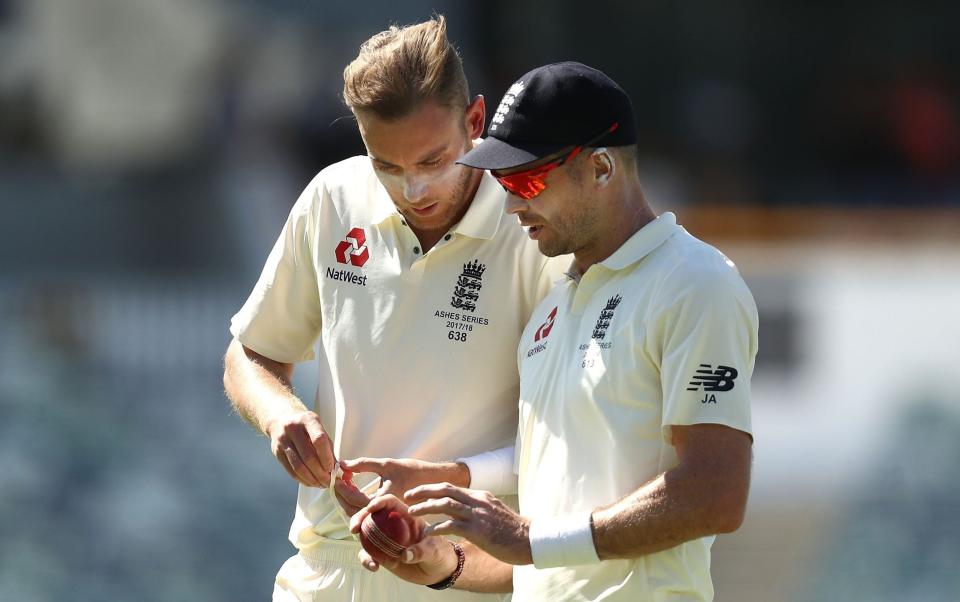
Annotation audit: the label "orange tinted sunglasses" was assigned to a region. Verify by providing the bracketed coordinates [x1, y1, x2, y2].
[493, 123, 619, 200]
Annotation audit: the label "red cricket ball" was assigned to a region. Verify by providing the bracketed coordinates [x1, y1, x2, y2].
[359, 508, 414, 564]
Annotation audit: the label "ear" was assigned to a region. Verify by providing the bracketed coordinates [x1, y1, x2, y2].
[465, 95, 486, 139]
[592, 147, 615, 186]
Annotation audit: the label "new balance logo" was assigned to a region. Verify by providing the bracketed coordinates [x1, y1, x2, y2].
[534, 306, 557, 342]
[335, 228, 369, 267]
[686, 364, 739, 392]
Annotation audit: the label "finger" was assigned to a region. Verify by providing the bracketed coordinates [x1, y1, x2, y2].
[340, 468, 357, 486]
[408, 497, 474, 520]
[357, 548, 380, 572]
[337, 471, 362, 494]
[340, 457, 386, 475]
[334, 490, 364, 517]
[289, 426, 331, 486]
[349, 505, 371, 533]
[351, 493, 407, 530]
[284, 428, 328, 486]
[303, 419, 336, 475]
[335, 479, 370, 510]
[273, 444, 304, 484]
[422, 519, 466, 538]
[376, 478, 394, 497]
[282, 444, 321, 487]
[366, 493, 406, 513]
[404, 482, 475, 504]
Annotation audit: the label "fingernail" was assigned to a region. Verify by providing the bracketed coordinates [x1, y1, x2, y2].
[403, 550, 413, 562]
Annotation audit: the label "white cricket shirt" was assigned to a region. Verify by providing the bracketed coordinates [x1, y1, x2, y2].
[514, 212, 758, 601]
[230, 156, 562, 547]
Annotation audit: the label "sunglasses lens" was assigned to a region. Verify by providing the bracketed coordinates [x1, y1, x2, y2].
[496, 160, 562, 200]
[498, 175, 545, 200]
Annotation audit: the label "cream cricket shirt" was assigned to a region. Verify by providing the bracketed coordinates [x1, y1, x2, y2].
[230, 156, 560, 548]
[514, 213, 758, 601]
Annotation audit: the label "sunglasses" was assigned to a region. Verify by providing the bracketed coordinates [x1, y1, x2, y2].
[493, 123, 619, 200]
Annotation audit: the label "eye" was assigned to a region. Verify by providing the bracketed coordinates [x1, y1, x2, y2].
[374, 162, 400, 174]
[421, 158, 446, 170]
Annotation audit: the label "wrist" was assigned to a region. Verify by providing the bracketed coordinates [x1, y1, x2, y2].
[262, 403, 310, 438]
[426, 541, 465, 590]
[448, 461, 471, 488]
[528, 511, 600, 569]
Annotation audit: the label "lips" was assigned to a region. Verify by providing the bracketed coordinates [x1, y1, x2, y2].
[410, 203, 439, 216]
[525, 224, 543, 240]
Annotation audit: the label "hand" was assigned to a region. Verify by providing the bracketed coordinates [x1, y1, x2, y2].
[265, 410, 336, 488]
[333, 469, 371, 517]
[341, 457, 469, 500]
[405, 483, 533, 566]
[349, 494, 459, 585]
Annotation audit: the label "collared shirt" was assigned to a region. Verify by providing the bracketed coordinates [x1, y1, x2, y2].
[514, 212, 758, 601]
[230, 155, 564, 547]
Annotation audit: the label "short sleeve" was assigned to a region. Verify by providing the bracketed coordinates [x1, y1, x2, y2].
[649, 267, 758, 442]
[229, 180, 323, 363]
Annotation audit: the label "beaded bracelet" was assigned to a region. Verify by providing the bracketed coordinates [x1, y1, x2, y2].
[426, 541, 465, 590]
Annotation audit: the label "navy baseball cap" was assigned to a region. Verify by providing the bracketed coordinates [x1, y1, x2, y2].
[458, 61, 637, 171]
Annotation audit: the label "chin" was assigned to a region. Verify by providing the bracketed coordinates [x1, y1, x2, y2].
[407, 209, 451, 230]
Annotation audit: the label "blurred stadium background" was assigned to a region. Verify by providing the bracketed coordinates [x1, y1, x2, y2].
[1, 1, 958, 600]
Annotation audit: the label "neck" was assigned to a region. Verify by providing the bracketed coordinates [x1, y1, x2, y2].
[572, 181, 655, 276]
[410, 168, 483, 253]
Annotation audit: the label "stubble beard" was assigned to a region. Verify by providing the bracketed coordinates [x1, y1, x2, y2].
[538, 202, 599, 260]
[404, 164, 476, 234]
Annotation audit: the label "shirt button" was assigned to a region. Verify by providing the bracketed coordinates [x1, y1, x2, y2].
[413, 246, 421, 254]
[444, 234, 452, 241]
[401, 220, 407, 226]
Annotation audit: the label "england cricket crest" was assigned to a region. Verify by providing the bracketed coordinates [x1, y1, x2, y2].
[592, 294, 622, 340]
[450, 259, 486, 313]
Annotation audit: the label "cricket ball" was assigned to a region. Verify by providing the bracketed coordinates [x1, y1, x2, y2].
[359, 508, 413, 563]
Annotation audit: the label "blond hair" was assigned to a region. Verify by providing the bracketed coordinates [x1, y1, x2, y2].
[343, 15, 469, 120]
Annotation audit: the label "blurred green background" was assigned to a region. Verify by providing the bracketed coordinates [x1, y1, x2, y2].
[2, 1, 959, 600]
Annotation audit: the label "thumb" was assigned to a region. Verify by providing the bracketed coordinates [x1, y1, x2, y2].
[401, 539, 434, 564]
[357, 548, 380, 572]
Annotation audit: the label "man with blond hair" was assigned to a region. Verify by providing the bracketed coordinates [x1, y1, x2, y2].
[223, 16, 561, 601]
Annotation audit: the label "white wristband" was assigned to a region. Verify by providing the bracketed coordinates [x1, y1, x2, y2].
[457, 446, 518, 495]
[529, 511, 600, 568]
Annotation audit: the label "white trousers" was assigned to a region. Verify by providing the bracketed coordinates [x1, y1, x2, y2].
[272, 538, 509, 602]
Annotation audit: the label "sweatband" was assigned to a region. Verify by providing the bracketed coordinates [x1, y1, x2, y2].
[529, 511, 600, 568]
[457, 445, 517, 495]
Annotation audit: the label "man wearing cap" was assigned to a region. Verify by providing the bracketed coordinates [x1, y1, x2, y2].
[223, 18, 564, 601]
[349, 62, 758, 601]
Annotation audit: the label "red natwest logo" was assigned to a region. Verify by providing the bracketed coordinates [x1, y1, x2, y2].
[534, 306, 558, 341]
[335, 228, 369, 267]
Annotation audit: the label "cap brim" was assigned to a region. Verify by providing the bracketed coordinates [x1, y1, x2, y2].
[457, 137, 565, 171]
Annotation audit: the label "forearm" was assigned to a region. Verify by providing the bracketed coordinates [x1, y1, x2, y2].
[453, 541, 513, 593]
[223, 338, 304, 435]
[591, 460, 749, 560]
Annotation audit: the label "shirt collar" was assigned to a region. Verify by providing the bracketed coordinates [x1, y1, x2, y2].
[370, 178, 399, 225]
[449, 170, 503, 240]
[599, 211, 679, 271]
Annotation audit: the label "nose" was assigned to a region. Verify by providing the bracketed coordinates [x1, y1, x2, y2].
[504, 193, 526, 215]
[403, 177, 429, 202]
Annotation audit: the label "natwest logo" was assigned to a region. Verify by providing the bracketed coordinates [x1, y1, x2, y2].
[335, 227, 370, 267]
[534, 306, 558, 342]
